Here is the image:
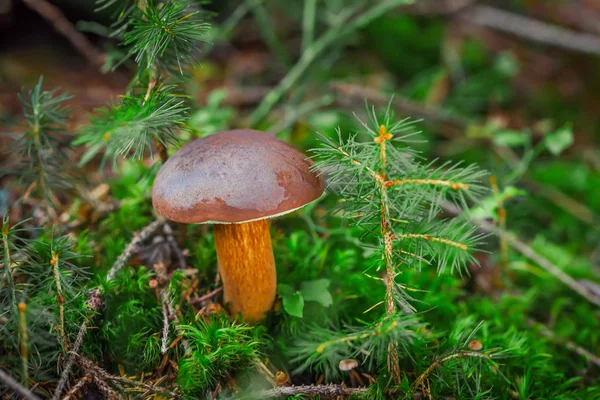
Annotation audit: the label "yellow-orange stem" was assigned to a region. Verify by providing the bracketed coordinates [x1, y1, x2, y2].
[214, 219, 276, 323]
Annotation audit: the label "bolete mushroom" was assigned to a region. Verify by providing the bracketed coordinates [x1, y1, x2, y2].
[151, 129, 324, 322]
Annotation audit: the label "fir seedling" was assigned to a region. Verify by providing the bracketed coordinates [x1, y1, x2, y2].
[75, 0, 209, 167]
[5, 77, 73, 207]
[0, 216, 88, 384]
[309, 102, 487, 383]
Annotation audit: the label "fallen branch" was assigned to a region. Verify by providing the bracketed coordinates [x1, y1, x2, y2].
[528, 319, 600, 368]
[0, 368, 41, 400]
[462, 5, 600, 56]
[75, 355, 179, 399]
[62, 374, 91, 400]
[399, 1, 600, 56]
[191, 287, 223, 305]
[256, 384, 370, 398]
[441, 201, 600, 308]
[20, 0, 105, 66]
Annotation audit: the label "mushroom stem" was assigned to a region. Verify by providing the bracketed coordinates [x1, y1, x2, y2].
[213, 219, 276, 322]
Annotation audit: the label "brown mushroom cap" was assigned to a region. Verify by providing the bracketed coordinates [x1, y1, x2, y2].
[152, 129, 325, 224]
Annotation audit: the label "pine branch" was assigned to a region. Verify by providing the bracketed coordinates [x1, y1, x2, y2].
[310, 103, 486, 383]
[125, 0, 209, 72]
[0, 368, 41, 400]
[76, 86, 187, 167]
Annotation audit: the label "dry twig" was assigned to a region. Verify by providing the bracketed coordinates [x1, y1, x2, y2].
[107, 217, 167, 281]
[462, 5, 600, 56]
[0, 368, 41, 400]
[529, 319, 600, 368]
[75, 355, 179, 399]
[20, 0, 105, 66]
[62, 374, 91, 400]
[256, 383, 371, 398]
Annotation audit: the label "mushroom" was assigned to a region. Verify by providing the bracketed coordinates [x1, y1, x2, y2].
[151, 129, 324, 322]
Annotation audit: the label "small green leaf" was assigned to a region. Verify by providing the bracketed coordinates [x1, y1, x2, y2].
[300, 279, 333, 308]
[544, 126, 573, 156]
[493, 130, 530, 148]
[282, 292, 304, 318]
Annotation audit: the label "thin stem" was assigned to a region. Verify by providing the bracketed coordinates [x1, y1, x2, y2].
[528, 319, 600, 368]
[490, 176, 509, 284]
[414, 351, 492, 389]
[315, 320, 399, 354]
[62, 374, 91, 400]
[160, 291, 170, 354]
[18, 303, 29, 388]
[1, 222, 16, 306]
[375, 124, 402, 384]
[75, 355, 180, 399]
[51, 250, 66, 347]
[302, 0, 317, 52]
[251, 2, 291, 66]
[391, 233, 468, 250]
[249, 0, 415, 126]
[385, 178, 469, 190]
[161, 288, 190, 353]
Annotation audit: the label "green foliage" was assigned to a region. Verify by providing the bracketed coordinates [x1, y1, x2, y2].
[0, 216, 89, 382]
[289, 314, 421, 380]
[6, 77, 73, 205]
[278, 279, 333, 318]
[177, 316, 263, 397]
[544, 125, 574, 156]
[99, 267, 162, 371]
[124, 0, 209, 72]
[1, 1, 599, 398]
[75, 84, 188, 167]
[314, 103, 487, 279]
[76, 0, 209, 167]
